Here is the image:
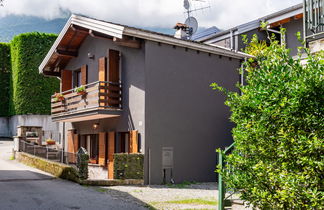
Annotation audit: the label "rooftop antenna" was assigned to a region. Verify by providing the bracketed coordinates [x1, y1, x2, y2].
[183, 0, 210, 38]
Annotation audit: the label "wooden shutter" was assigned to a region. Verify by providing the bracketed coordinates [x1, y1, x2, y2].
[98, 57, 107, 107]
[98, 132, 106, 166]
[98, 57, 107, 81]
[108, 131, 115, 179]
[129, 130, 138, 153]
[61, 70, 72, 92]
[73, 134, 79, 153]
[67, 130, 74, 154]
[108, 49, 120, 83]
[67, 130, 78, 163]
[81, 65, 87, 85]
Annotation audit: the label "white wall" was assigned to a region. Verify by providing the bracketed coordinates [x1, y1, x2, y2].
[7, 115, 59, 137]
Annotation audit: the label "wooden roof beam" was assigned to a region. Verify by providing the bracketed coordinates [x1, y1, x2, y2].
[55, 49, 78, 57]
[113, 36, 141, 49]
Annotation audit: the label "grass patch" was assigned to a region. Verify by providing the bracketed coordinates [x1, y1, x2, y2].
[94, 187, 108, 193]
[166, 180, 197, 188]
[166, 198, 217, 205]
[144, 203, 157, 210]
[133, 189, 143, 193]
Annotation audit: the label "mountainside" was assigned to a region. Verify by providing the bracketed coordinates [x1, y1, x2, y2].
[0, 15, 208, 43]
[0, 15, 68, 42]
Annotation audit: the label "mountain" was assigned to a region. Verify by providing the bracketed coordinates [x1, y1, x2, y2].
[0, 15, 68, 42]
[0, 15, 207, 43]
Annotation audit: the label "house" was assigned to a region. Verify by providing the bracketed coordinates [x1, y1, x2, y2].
[197, 1, 323, 56]
[39, 14, 251, 184]
[197, 4, 304, 56]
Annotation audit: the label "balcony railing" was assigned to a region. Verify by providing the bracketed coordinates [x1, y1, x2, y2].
[51, 81, 122, 119]
[304, 0, 324, 40]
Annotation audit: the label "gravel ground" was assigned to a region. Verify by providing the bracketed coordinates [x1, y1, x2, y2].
[98, 182, 219, 210]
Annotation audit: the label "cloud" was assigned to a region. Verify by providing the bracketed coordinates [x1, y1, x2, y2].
[0, 0, 301, 29]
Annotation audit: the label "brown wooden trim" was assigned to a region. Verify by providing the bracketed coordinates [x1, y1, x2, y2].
[61, 70, 73, 92]
[108, 131, 115, 179]
[129, 130, 138, 153]
[113, 37, 141, 49]
[81, 64, 87, 85]
[98, 132, 106, 166]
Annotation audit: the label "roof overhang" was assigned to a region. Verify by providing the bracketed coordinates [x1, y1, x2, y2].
[201, 3, 303, 43]
[39, 14, 252, 76]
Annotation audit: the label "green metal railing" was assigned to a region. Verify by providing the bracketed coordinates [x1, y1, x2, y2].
[218, 143, 235, 210]
[304, 0, 324, 41]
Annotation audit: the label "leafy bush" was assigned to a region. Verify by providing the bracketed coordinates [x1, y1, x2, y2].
[9, 32, 59, 115]
[114, 153, 144, 179]
[0, 43, 11, 116]
[212, 30, 323, 209]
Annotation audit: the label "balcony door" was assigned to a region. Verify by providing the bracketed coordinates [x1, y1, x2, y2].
[108, 49, 120, 83]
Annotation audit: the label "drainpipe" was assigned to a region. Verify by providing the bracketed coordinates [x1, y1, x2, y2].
[230, 30, 234, 50]
[240, 58, 246, 95]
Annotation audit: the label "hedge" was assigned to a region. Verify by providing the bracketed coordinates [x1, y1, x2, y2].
[0, 43, 11, 116]
[9, 32, 59, 115]
[114, 153, 144, 179]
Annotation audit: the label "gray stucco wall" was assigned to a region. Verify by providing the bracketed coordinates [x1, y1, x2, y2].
[64, 36, 146, 152]
[144, 41, 241, 184]
[282, 18, 303, 56]
[0, 117, 9, 137]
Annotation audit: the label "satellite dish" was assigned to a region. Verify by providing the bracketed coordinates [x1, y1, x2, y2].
[184, 0, 190, 10]
[185, 16, 198, 35]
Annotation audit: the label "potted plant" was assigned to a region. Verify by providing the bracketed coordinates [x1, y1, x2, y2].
[74, 85, 87, 96]
[89, 158, 97, 164]
[46, 139, 56, 145]
[53, 92, 65, 102]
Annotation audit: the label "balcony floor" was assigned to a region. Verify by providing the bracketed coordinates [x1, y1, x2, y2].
[52, 109, 122, 122]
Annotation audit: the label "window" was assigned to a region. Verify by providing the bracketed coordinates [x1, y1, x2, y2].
[74, 69, 81, 87]
[79, 134, 99, 163]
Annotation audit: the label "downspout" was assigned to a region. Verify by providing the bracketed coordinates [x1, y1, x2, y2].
[303, 0, 307, 47]
[230, 30, 234, 50]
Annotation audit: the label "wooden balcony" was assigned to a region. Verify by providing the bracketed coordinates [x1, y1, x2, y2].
[51, 81, 122, 122]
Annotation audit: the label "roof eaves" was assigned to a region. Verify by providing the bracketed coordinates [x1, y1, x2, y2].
[123, 27, 252, 59]
[200, 3, 303, 43]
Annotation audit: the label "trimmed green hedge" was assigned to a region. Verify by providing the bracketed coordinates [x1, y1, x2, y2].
[114, 153, 144, 179]
[0, 43, 11, 117]
[9, 32, 59, 115]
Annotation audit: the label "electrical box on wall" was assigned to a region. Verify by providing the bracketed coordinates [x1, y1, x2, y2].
[162, 147, 174, 169]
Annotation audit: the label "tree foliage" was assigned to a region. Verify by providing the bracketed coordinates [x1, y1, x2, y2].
[9, 32, 59, 115]
[0, 43, 11, 116]
[212, 30, 324, 209]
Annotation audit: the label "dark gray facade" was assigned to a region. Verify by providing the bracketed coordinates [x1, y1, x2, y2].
[144, 41, 241, 184]
[59, 35, 242, 184]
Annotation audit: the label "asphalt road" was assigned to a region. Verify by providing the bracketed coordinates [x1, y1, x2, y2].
[0, 140, 146, 210]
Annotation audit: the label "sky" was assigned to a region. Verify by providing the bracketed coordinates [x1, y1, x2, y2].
[0, 0, 302, 30]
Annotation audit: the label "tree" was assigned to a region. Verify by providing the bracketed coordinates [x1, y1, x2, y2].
[212, 29, 324, 209]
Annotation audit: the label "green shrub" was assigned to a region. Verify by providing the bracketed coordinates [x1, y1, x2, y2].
[212, 30, 324, 209]
[114, 153, 144, 179]
[9, 32, 59, 115]
[0, 43, 11, 116]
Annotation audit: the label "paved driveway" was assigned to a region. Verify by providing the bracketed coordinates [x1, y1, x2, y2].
[0, 140, 146, 210]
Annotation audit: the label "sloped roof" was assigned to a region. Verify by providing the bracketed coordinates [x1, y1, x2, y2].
[39, 14, 252, 75]
[198, 3, 303, 43]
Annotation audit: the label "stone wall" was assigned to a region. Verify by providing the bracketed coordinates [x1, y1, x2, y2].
[15, 152, 79, 182]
